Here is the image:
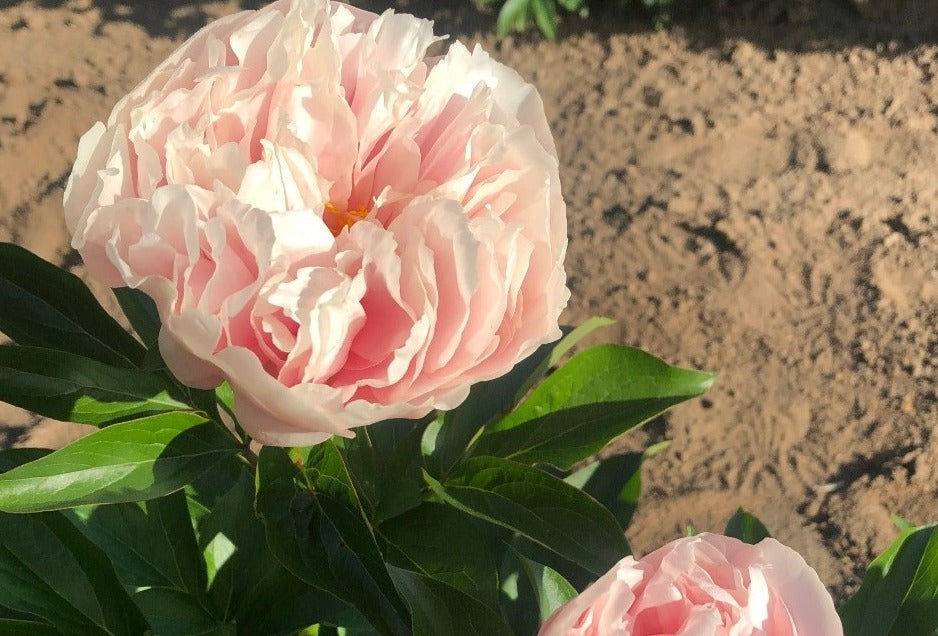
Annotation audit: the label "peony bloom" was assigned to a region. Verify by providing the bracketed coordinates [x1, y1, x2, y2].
[64, 0, 568, 445]
[539, 533, 843, 636]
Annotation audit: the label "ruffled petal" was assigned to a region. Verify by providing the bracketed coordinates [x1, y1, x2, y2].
[63, 0, 568, 444]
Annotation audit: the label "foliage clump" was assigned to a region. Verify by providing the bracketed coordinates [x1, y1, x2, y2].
[478, 0, 675, 38]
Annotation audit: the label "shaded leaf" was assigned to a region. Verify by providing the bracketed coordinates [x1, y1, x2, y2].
[304, 442, 409, 625]
[195, 466, 272, 619]
[235, 566, 374, 636]
[191, 462, 367, 634]
[0, 242, 143, 366]
[185, 455, 245, 532]
[68, 491, 206, 596]
[256, 446, 409, 635]
[426, 456, 628, 576]
[0, 412, 240, 512]
[132, 587, 230, 636]
[724, 508, 771, 545]
[112, 287, 161, 348]
[496, 545, 577, 635]
[339, 417, 432, 523]
[0, 510, 147, 635]
[387, 566, 512, 636]
[380, 503, 499, 607]
[497, 546, 541, 636]
[471, 344, 714, 469]
[503, 531, 598, 593]
[0, 345, 189, 426]
[0, 618, 58, 635]
[564, 453, 640, 530]
[0, 448, 50, 473]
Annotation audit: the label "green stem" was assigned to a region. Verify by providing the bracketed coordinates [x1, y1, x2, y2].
[240, 443, 260, 469]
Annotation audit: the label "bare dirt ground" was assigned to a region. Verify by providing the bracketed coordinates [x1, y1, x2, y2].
[1, 0, 937, 602]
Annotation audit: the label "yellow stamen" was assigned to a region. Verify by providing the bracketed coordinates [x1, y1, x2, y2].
[324, 202, 369, 236]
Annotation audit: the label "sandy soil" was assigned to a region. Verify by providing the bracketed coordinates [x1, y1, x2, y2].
[1, 0, 937, 601]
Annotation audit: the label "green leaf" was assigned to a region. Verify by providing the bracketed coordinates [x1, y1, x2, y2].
[380, 503, 499, 608]
[132, 587, 231, 636]
[724, 508, 771, 545]
[0, 510, 148, 635]
[112, 287, 161, 348]
[497, 0, 532, 38]
[471, 344, 715, 469]
[256, 446, 409, 635]
[531, 0, 557, 38]
[387, 566, 513, 636]
[491, 345, 713, 434]
[68, 491, 207, 596]
[839, 524, 938, 636]
[547, 317, 614, 368]
[213, 382, 237, 423]
[425, 456, 629, 576]
[0, 412, 240, 512]
[893, 515, 916, 532]
[0, 345, 190, 426]
[0, 242, 143, 367]
[563, 444, 669, 530]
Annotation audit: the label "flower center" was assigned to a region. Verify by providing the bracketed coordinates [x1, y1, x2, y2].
[323, 202, 369, 236]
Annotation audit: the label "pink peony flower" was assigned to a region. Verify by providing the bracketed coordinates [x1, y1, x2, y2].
[539, 533, 843, 636]
[64, 0, 568, 445]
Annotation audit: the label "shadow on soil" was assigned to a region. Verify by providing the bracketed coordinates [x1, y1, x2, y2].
[0, 0, 494, 38]
[3, 0, 938, 52]
[550, 0, 938, 57]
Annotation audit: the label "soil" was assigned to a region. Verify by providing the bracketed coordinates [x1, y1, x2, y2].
[1, 0, 937, 603]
